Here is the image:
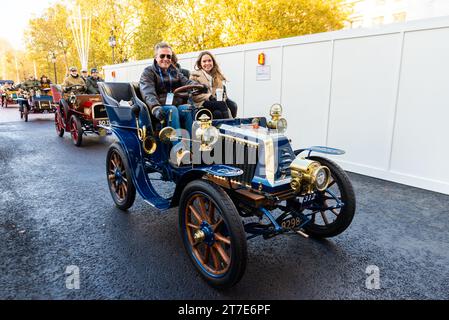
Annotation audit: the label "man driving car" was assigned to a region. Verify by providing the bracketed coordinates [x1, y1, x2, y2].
[139, 42, 205, 136]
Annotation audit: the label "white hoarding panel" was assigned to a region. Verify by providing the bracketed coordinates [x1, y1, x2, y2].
[391, 27, 449, 185]
[328, 34, 402, 171]
[243, 48, 282, 117]
[281, 41, 333, 149]
[214, 52, 245, 118]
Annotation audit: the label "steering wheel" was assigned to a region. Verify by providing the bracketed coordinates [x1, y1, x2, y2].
[173, 84, 206, 99]
[64, 85, 86, 93]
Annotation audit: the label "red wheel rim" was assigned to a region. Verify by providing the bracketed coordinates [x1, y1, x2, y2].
[108, 151, 128, 202]
[55, 113, 62, 134]
[71, 119, 78, 142]
[185, 194, 231, 276]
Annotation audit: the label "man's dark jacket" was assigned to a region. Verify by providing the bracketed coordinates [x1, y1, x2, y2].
[86, 76, 104, 94]
[139, 60, 196, 111]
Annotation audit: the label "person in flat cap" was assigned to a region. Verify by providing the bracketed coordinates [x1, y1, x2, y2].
[86, 68, 104, 94]
[62, 66, 86, 93]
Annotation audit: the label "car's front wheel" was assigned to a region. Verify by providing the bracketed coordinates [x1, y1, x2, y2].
[70, 115, 83, 147]
[179, 180, 247, 289]
[299, 156, 356, 238]
[55, 112, 64, 137]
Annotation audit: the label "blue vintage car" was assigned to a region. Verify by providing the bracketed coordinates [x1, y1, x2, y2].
[17, 87, 56, 122]
[99, 82, 356, 289]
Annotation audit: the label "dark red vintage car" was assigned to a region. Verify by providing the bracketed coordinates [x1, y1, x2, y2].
[52, 84, 111, 146]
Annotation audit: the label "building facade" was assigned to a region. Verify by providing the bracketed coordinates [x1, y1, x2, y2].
[344, 0, 449, 28]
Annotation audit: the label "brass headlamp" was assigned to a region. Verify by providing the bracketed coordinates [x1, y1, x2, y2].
[290, 157, 331, 194]
[267, 103, 288, 133]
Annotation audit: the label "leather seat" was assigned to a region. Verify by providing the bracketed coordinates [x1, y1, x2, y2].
[98, 82, 133, 107]
[130, 82, 161, 131]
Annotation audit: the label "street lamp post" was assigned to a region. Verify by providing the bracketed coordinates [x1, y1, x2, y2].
[108, 34, 116, 65]
[51, 53, 57, 84]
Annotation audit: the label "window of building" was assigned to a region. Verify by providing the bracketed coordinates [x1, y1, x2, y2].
[350, 16, 364, 28]
[372, 16, 385, 25]
[393, 12, 407, 22]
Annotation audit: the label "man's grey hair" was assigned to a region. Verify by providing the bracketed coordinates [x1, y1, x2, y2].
[154, 42, 173, 57]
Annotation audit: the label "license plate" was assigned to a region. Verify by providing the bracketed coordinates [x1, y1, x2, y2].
[281, 216, 302, 230]
[98, 120, 110, 126]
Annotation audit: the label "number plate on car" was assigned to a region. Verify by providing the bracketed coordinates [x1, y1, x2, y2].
[281, 217, 302, 230]
[302, 193, 316, 206]
[98, 120, 110, 126]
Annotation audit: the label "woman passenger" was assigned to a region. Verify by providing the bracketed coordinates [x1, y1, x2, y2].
[190, 51, 237, 119]
[40, 75, 52, 90]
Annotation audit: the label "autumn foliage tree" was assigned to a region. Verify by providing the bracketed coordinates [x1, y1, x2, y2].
[19, 0, 349, 83]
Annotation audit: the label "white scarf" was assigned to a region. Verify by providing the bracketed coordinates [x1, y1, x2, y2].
[202, 70, 213, 88]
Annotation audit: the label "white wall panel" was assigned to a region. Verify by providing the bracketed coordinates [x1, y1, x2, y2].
[243, 48, 283, 117]
[391, 27, 449, 184]
[281, 42, 333, 149]
[214, 52, 245, 118]
[328, 34, 402, 170]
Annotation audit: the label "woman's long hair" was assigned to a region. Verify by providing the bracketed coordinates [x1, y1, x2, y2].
[40, 75, 51, 84]
[194, 51, 227, 82]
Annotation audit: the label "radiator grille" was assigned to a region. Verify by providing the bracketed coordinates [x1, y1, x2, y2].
[217, 135, 259, 187]
[93, 104, 108, 119]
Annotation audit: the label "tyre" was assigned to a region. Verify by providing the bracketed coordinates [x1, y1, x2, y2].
[106, 143, 136, 211]
[301, 156, 356, 238]
[70, 115, 83, 147]
[179, 179, 247, 289]
[55, 112, 64, 137]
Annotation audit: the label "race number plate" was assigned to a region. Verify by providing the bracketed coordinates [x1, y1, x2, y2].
[301, 193, 316, 206]
[98, 120, 110, 126]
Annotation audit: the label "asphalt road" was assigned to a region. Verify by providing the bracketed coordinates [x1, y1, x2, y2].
[1, 105, 448, 300]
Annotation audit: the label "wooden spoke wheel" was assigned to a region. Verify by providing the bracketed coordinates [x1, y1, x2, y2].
[179, 180, 247, 289]
[301, 156, 356, 238]
[106, 143, 136, 211]
[55, 112, 64, 137]
[70, 115, 83, 147]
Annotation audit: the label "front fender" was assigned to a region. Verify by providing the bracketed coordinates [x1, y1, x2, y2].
[295, 146, 345, 157]
[112, 126, 172, 210]
[170, 165, 243, 208]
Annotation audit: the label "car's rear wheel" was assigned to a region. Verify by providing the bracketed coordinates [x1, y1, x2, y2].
[70, 115, 83, 147]
[106, 143, 136, 211]
[300, 156, 356, 238]
[55, 112, 64, 137]
[179, 180, 247, 289]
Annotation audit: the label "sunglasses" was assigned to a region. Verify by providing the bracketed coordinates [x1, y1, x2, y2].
[159, 54, 172, 60]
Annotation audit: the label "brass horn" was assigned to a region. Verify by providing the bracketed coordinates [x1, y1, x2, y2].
[143, 135, 157, 155]
[134, 106, 157, 155]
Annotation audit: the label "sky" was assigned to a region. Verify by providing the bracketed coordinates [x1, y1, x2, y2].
[0, 0, 57, 49]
